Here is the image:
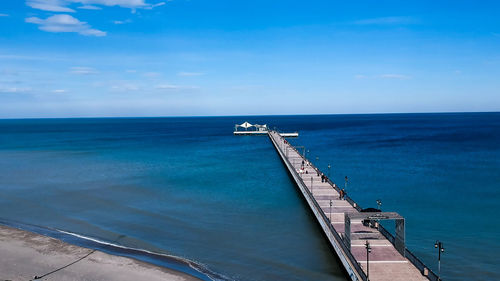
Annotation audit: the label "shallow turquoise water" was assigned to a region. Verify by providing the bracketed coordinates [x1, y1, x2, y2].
[0, 113, 498, 280]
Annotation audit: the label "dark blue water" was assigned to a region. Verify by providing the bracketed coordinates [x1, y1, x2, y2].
[0, 113, 498, 281]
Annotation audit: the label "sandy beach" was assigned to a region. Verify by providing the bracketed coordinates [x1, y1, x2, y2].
[0, 225, 201, 281]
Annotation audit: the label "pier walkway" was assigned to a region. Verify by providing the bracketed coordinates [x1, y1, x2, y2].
[268, 130, 437, 281]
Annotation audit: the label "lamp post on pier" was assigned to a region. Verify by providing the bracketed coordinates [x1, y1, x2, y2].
[376, 199, 382, 210]
[344, 176, 348, 191]
[327, 164, 331, 178]
[365, 240, 371, 280]
[435, 241, 444, 280]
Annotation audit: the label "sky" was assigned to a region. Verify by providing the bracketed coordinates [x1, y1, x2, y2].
[0, 0, 499, 118]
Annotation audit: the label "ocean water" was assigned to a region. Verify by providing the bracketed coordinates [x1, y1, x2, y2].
[0, 113, 498, 281]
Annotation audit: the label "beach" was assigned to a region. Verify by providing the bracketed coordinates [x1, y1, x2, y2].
[0, 225, 200, 281]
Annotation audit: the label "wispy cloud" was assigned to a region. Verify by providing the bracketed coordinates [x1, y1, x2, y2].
[143, 72, 161, 77]
[155, 84, 182, 90]
[77, 0, 148, 9]
[229, 84, 262, 91]
[113, 19, 132, 24]
[26, 0, 163, 12]
[155, 84, 199, 90]
[144, 1, 167, 9]
[25, 1, 165, 37]
[78, 5, 102, 10]
[26, 14, 106, 36]
[355, 74, 411, 80]
[379, 74, 411, 79]
[0, 13, 9, 17]
[26, 0, 75, 12]
[0, 54, 68, 61]
[153, 2, 166, 7]
[178, 71, 204, 77]
[352, 16, 417, 25]
[0, 87, 32, 93]
[111, 83, 140, 91]
[52, 89, 67, 93]
[70, 66, 98, 74]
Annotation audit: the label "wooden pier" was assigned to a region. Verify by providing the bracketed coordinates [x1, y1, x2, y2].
[268, 130, 439, 281]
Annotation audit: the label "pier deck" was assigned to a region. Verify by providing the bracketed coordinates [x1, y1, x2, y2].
[268, 130, 435, 281]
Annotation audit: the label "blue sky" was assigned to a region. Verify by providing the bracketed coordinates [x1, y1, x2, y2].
[0, 0, 499, 117]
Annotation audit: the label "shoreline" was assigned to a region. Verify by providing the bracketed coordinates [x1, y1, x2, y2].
[0, 224, 203, 281]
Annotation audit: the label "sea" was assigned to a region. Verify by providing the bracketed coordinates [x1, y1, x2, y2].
[0, 113, 498, 281]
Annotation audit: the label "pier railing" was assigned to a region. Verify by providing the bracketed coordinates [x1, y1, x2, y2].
[377, 225, 439, 281]
[284, 139, 363, 213]
[300, 177, 368, 281]
[272, 131, 439, 281]
[270, 132, 368, 281]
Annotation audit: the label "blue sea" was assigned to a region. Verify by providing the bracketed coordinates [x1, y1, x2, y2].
[0, 113, 498, 281]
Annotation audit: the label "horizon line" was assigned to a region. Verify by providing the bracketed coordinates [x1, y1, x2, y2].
[0, 110, 499, 120]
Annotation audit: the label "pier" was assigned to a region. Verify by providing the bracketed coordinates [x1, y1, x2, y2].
[267, 130, 439, 281]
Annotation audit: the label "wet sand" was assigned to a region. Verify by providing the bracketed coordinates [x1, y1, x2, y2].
[0, 225, 201, 281]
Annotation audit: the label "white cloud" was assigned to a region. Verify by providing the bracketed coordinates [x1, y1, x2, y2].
[0, 13, 9, 17]
[26, 14, 106, 36]
[52, 89, 67, 93]
[379, 74, 411, 79]
[352, 16, 417, 25]
[73, 0, 148, 9]
[26, 0, 76, 12]
[111, 83, 140, 91]
[113, 19, 132, 24]
[153, 2, 166, 7]
[178, 71, 204, 77]
[144, 1, 166, 9]
[354, 74, 411, 80]
[143, 72, 161, 77]
[155, 84, 199, 90]
[229, 84, 262, 91]
[26, 0, 164, 12]
[70, 66, 99, 74]
[0, 87, 32, 93]
[155, 84, 180, 90]
[78, 4, 102, 9]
